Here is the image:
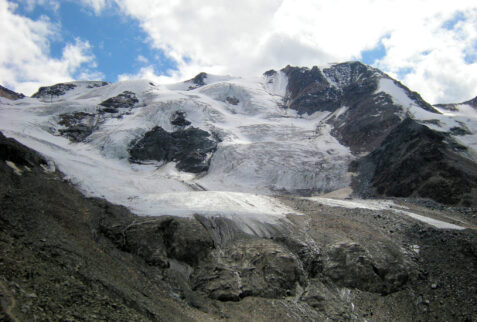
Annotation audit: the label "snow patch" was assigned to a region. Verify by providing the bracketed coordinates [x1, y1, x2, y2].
[5, 160, 22, 175]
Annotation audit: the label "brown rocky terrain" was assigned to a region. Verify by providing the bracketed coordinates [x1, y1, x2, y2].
[1, 132, 476, 321]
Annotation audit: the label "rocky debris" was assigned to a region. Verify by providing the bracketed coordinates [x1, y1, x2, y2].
[0, 132, 212, 321]
[101, 216, 213, 268]
[129, 126, 218, 173]
[191, 238, 306, 301]
[0, 85, 24, 100]
[99, 91, 138, 113]
[321, 241, 409, 294]
[352, 118, 477, 206]
[32, 83, 77, 98]
[170, 111, 191, 128]
[57, 112, 101, 142]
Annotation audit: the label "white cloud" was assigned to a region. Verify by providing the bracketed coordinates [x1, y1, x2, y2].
[0, 0, 101, 95]
[113, 0, 477, 103]
[136, 55, 149, 64]
[78, 0, 107, 14]
[23, 0, 60, 12]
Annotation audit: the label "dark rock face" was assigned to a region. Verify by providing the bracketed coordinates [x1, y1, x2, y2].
[330, 92, 403, 153]
[282, 61, 441, 153]
[99, 91, 138, 113]
[282, 65, 341, 114]
[101, 216, 213, 268]
[191, 238, 306, 301]
[170, 111, 191, 128]
[322, 242, 409, 294]
[57, 112, 100, 142]
[129, 126, 218, 173]
[352, 118, 477, 206]
[0, 85, 25, 100]
[186, 72, 208, 90]
[263, 69, 277, 77]
[32, 83, 77, 98]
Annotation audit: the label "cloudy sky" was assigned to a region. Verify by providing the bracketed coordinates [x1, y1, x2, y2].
[1, 0, 477, 104]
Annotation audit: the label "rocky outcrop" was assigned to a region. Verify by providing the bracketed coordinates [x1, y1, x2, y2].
[170, 111, 191, 128]
[185, 72, 208, 90]
[191, 238, 306, 301]
[352, 118, 477, 206]
[57, 112, 101, 142]
[322, 242, 409, 294]
[282, 62, 440, 153]
[129, 126, 218, 173]
[32, 83, 77, 98]
[101, 216, 214, 268]
[0, 85, 24, 100]
[99, 91, 138, 113]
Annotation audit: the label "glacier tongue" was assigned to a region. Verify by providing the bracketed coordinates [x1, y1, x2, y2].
[0, 76, 353, 225]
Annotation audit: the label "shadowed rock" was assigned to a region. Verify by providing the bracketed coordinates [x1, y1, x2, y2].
[99, 91, 138, 113]
[129, 126, 218, 173]
[352, 118, 477, 206]
[32, 83, 77, 98]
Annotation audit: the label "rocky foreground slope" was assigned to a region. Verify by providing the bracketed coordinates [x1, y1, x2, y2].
[1, 129, 477, 321]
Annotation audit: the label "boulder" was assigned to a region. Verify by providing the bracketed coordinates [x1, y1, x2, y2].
[191, 238, 306, 301]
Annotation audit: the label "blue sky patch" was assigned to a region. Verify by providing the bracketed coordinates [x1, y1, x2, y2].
[360, 36, 388, 65]
[12, 1, 178, 82]
[442, 11, 466, 30]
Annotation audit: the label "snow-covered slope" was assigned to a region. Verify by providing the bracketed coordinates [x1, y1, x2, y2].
[1, 62, 477, 222]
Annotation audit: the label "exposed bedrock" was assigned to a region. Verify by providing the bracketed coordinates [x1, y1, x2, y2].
[32, 83, 77, 98]
[128, 126, 219, 173]
[352, 118, 477, 206]
[99, 91, 138, 113]
[99, 212, 416, 304]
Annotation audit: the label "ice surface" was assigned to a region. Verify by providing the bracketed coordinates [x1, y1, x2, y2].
[1, 73, 475, 229]
[0, 76, 328, 227]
